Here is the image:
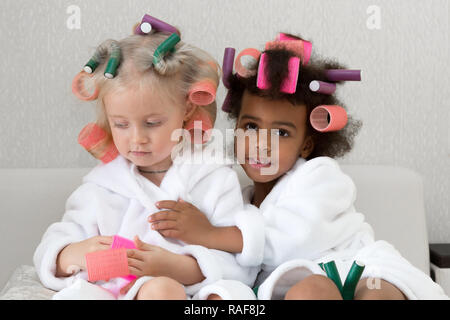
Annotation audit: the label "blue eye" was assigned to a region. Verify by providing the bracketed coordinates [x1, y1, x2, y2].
[146, 121, 161, 127]
[114, 123, 128, 128]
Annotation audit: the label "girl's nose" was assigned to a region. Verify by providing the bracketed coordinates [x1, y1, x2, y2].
[257, 129, 272, 154]
[132, 127, 149, 144]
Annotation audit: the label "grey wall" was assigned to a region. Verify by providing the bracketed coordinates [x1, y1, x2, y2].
[0, 0, 448, 242]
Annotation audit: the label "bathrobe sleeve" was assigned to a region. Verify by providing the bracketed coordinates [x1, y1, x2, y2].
[261, 157, 366, 268]
[183, 166, 260, 294]
[33, 182, 128, 291]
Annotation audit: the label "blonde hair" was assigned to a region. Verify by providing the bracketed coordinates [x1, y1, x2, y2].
[80, 32, 220, 158]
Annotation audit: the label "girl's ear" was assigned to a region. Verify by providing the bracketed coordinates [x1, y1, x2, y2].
[183, 101, 198, 122]
[300, 136, 314, 158]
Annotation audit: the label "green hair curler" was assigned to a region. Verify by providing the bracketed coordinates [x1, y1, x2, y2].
[323, 261, 343, 293]
[84, 58, 99, 74]
[84, 47, 103, 73]
[152, 33, 180, 68]
[342, 260, 365, 300]
[104, 42, 121, 79]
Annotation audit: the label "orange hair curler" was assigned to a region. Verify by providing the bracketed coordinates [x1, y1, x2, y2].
[184, 107, 214, 144]
[71, 71, 100, 101]
[310, 105, 348, 132]
[188, 79, 217, 106]
[78, 123, 119, 163]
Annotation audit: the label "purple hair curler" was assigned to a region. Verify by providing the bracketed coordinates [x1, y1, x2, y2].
[222, 47, 235, 89]
[309, 80, 336, 95]
[325, 69, 361, 82]
[221, 90, 233, 113]
[134, 14, 180, 36]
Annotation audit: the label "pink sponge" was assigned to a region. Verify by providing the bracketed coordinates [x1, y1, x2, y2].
[85, 248, 129, 282]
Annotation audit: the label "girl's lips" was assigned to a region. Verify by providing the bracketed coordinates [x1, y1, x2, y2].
[247, 157, 272, 168]
[131, 151, 151, 157]
[249, 162, 272, 169]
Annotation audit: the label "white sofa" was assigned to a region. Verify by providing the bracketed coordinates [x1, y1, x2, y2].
[0, 164, 431, 299]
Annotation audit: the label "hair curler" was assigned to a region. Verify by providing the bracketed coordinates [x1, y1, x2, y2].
[280, 56, 300, 93]
[184, 107, 214, 144]
[110, 235, 137, 282]
[221, 90, 233, 113]
[188, 79, 217, 106]
[104, 41, 121, 79]
[256, 53, 269, 90]
[323, 261, 343, 293]
[83, 48, 103, 74]
[257, 53, 300, 94]
[234, 48, 261, 78]
[325, 69, 361, 82]
[152, 33, 180, 70]
[265, 39, 311, 66]
[342, 261, 365, 300]
[271, 33, 312, 64]
[72, 71, 100, 101]
[85, 248, 129, 282]
[309, 80, 336, 95]
[310, 105, 348, 132]
[134, 14, 180, 36]
[222, 47, 235, 89]
[78, 123, 119, 164]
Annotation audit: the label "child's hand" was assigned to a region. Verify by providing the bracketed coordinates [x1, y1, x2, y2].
[56, 236, 113, 276]
[126, 236, 176, 278]
[148, 199, 215, 246]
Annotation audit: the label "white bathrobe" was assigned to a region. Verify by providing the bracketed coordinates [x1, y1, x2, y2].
[234, 156, 448, 300]
[33, 149, 258, 300]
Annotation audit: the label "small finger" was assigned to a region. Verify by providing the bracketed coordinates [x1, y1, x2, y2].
[159, 229, 180, 239]
[151, 220, 177, 231]
[120, 279, 137, 295]
[133, 235, 158, 251]
[128, 265, 142, 277]
[127, 256, 143, 268]
[127, 249, 144, 261]
[98, 236, 114, 245]
[148, 210, 177, 222]
[155, 200, 179, 211]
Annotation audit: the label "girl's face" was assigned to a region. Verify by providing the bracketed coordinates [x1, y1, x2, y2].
[235, 91, 314, 183]
[104, 87, 192, 171]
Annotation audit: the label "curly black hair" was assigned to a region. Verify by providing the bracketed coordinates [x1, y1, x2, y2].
[225, 34, 362, 160]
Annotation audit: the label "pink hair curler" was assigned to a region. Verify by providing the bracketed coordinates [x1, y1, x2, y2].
[281, 56, 300, 93]
[188, 79, 217, 106]
[134, 14, 180, 36]
[110, 235, 137, 282]
[78, 123, 119, 164]
[256, 53, 269, 90]
[71, 71, 99, 101]
[111, 235, 136, 250]
[257, 53, 300, 94]
[85, 248, 130, 282]
[234, 48, 261, 78]
[184, 107, 213, 144]
[270, 33, 312, 65]
[310, 105, 348, 132]
[265, 40, 311, 65]
[309, 80, 336, 95]
[222, 47, 235, 89]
